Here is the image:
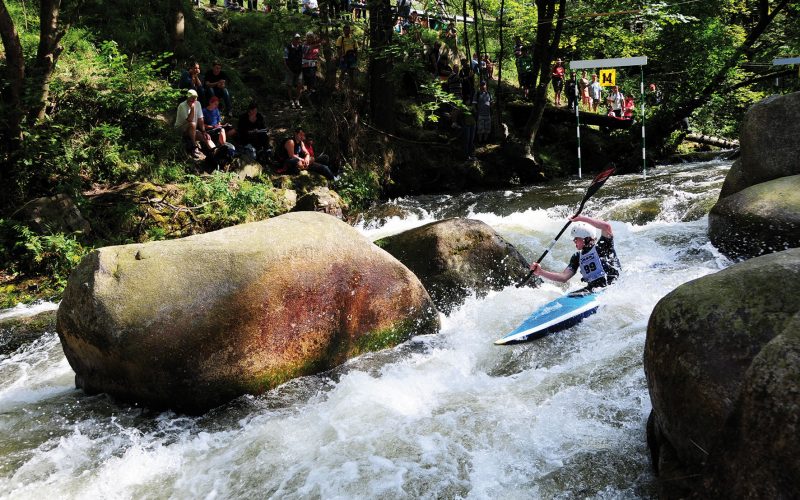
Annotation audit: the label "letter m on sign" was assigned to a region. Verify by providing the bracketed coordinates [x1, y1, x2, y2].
[600, 69, 616, 87]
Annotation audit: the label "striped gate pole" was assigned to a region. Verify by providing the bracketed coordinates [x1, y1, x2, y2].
[576, 78, 582, 179]
[641, 65, 647, 178]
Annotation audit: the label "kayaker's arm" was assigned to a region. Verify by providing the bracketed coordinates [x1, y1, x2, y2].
[571, 214, 613, 238]
[530, 263, 576, 283]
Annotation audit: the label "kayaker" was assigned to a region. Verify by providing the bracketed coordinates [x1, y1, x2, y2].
[529, 215, 620, 290]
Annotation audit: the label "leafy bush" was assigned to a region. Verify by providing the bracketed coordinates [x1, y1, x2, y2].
[0, 220, 89, 290]
[182, 172, 285, 229]
[334, 164, 380, 211]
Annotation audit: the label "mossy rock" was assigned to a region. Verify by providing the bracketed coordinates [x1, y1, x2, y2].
[0, 309, 57, 356]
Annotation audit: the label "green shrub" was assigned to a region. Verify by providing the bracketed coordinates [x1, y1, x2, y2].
[0, 220, 89, 290]
[182, 172, 285, 229]
[334, 164, 380, 211]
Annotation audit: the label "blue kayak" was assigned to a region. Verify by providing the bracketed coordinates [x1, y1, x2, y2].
[494, 290, 600, 345]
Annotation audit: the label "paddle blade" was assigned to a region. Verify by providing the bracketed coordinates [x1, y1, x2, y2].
[582, 167, 616, 205]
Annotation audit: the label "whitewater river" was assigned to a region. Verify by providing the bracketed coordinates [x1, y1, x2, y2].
[0, 160, 731, 499]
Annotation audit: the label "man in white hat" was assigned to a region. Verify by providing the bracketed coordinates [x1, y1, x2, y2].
[174, 89, 213, 160]
[529, 214, 621, 290]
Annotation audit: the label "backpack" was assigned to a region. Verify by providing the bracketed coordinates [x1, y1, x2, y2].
[206, 142, 236, 170]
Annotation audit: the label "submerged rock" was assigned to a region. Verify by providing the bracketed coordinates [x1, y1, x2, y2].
[375, 218, 530, 313]
[645, 248, 800, 497]
[0, 309, 57, 356]
[57, 212, 439, 413]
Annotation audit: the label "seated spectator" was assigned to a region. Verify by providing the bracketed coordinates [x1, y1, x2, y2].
[204, 62, 232, 114]
[275, 127, 335, 180]
[237, 102, 269, 150]
[202, 96, 232, 146]
[302, 32, 322, 93]
[301, 0, 319, 16]
[174, 89, 214, 160]
[303, 135, 331, 171]
[179, 61, 206, 105]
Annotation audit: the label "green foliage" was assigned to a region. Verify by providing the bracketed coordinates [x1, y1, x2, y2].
[0, 220, 89, 290]
[182, 172, 285, 229]
[334, 165, 380, 211]
[418, 80, 468, 122]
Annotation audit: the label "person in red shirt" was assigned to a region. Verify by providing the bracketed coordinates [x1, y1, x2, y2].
[551, 58, 565, 106]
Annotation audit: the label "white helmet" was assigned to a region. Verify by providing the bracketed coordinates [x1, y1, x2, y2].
[570, 222, 597, 240]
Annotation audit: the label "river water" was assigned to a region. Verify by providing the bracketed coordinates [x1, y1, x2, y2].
[0, 160, 731, 499]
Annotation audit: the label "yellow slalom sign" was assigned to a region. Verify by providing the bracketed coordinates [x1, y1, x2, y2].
[599, 69, 616, 87]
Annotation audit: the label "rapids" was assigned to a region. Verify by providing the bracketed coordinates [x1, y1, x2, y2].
[0, 160, 731, 499]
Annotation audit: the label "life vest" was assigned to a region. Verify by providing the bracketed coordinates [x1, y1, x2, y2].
[578, 246, 607, 283]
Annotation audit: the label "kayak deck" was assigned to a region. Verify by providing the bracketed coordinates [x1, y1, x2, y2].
[495, 291, 600, 345]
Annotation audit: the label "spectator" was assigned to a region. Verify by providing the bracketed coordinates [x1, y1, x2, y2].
[459, 58, 474, 104]
[551, 58, 565, 106]
[482, 54, 494, 80]
[179, 61, 206, 105]
[646, 82, 663, 106]
[174, 89, 214, 160]
[607, 85, 624, 117]
[204, 62, 232, 114]
[247, 0, 258, 11]
[397, 0, 411, 19]
[302, 0, 319, 16]
[519, 46, 534, 99]
[475, 80, 492, 143]
[394, 17, 404, 34]
[471, 52, 481, 74]
[276, 127, 335, 180]
[447, 63, 463, 99]
[623, 95, 635, 119]
[579, 70, 590, 108]
[443, 22, 457, 45]
[284, 33, 304, 109]
[462, 103, 477, 160]
[589, 74, 602, 112]
[427, 41, 442, 77]
[302, 31, 322, 93]
[336, 25, 359, 88]
[513, 36, 524, 87]
[565, 71, 577, 111]
[303, 135, 331, 171]
[237, 102, 269, 151]
[202, 96, 230, 146]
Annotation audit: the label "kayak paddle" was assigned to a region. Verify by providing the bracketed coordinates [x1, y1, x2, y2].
[516, 167, 616, 288]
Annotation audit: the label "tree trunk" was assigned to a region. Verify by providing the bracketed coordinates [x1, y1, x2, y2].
[461, 0, 470, 64]
[26, 0, 65, 125]
[521, 0, 566, 159]
[367, 0, 396, 132]
[0, 0, 25, 149]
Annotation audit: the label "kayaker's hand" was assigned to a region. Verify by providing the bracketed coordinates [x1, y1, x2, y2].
[530, 262, 541, 275]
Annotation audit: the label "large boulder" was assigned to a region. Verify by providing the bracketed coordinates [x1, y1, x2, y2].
[702, 316, 800, 498]
[57, 212, 439, 413]
[708, 175, 800, 259]
[719, 92, 800, 198]
[645, 248, 800, 497]
[375, 218, 530, 313]
[709, 92, 800, 259]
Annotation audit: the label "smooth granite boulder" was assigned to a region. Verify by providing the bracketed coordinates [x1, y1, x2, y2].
[57, 212, 439, 413]
[645, 248, 800, 497]
[375, 218, 530, 313]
